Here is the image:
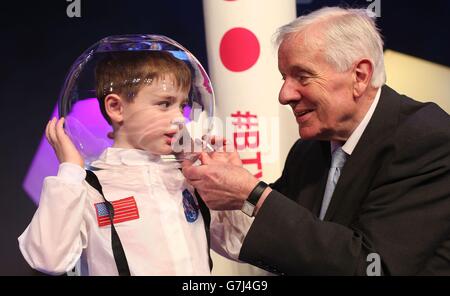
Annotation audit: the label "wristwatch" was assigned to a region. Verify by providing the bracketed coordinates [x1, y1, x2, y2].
[241, 181, 269, 217]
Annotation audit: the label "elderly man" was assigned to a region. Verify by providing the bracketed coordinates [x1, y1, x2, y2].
[183, 7, 450, 275]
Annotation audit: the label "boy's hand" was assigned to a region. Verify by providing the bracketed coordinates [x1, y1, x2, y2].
[46, 117, 84, 168]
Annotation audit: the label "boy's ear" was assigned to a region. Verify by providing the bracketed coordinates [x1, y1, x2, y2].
[104, 94, 125, 124]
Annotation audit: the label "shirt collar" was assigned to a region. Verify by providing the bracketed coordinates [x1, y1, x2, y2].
[332, 87, 382, 156]
[93, 147, 163, 166]
[89, 147, 187, 190]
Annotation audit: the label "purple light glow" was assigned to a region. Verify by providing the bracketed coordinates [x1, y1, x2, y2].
[183, 105, 192, 121]
[22, 98, 112, 204]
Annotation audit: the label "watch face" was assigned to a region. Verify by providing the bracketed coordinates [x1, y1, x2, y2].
[241, 201, 255, 217]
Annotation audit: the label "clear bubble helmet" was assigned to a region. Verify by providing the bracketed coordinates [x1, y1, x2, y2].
[58, 35, 215, 165]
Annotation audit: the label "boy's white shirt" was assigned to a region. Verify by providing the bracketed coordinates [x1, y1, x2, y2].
[18, 147, 252, 275]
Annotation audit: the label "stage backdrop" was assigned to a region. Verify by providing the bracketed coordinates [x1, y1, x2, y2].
[384, 50, 450, 114]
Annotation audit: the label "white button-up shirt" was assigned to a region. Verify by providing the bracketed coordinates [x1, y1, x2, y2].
[19, 148, 217, 275]
[336, 87, 382, 155]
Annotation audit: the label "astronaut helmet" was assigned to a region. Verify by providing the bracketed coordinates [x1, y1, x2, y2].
[58, 34, 215, 165]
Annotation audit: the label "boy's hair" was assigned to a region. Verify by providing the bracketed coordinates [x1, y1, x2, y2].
[95, 51, 192, 124]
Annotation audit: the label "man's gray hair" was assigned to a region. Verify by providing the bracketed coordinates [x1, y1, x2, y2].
[275, 7, 386, 87]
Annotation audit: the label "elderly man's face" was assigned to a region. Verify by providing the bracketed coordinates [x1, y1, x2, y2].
[278, 33, 359, 141]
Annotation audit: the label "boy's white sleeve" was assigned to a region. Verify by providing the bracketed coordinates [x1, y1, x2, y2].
[209, 210, 253, 262]
[18, 163, 89, 275]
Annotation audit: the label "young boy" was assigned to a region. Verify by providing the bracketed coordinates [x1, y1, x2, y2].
[18, 50, 213, 275]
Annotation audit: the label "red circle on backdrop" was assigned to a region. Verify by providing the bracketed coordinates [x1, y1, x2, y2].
[219, 27, 260, 72]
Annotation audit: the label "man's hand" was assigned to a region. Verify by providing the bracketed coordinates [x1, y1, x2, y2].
[182, 136, 272, 213]
[182, 151, 258, 211]
[206, 136, 243, 167]
[46, 117, 84, 168]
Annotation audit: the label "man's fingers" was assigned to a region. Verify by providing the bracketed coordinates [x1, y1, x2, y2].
[207, 136, 228, 152]
[181, 157, 196, 169]
[182, 164, 208, 182]
[199, 152, 212, 165]
[182, 165, 198, 181]
[208, 135, 228, 144]
[210, 136, 236, 153]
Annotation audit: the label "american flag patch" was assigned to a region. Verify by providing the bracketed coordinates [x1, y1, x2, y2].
[94, 196, 139, 227]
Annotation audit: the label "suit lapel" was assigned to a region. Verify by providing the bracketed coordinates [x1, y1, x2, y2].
[286, 140, 331, 216]
[323, 85, 402, 221]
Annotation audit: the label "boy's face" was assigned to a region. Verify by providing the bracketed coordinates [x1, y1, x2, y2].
[119, 75, 189, 155]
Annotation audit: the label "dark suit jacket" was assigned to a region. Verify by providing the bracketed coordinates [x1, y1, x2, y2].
[239, 85, 450, 275]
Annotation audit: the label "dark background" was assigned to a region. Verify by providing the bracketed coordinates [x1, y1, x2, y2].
[0, 0, 448, 275]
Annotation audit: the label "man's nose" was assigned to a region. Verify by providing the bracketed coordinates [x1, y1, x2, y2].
[279, 79, 301, 106]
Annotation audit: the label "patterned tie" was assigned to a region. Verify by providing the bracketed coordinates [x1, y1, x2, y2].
[319, 146, 348, 220]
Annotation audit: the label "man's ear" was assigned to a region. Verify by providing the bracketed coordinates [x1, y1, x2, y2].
[104, 94, 125, 124]
[353, 59, 374, 98]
